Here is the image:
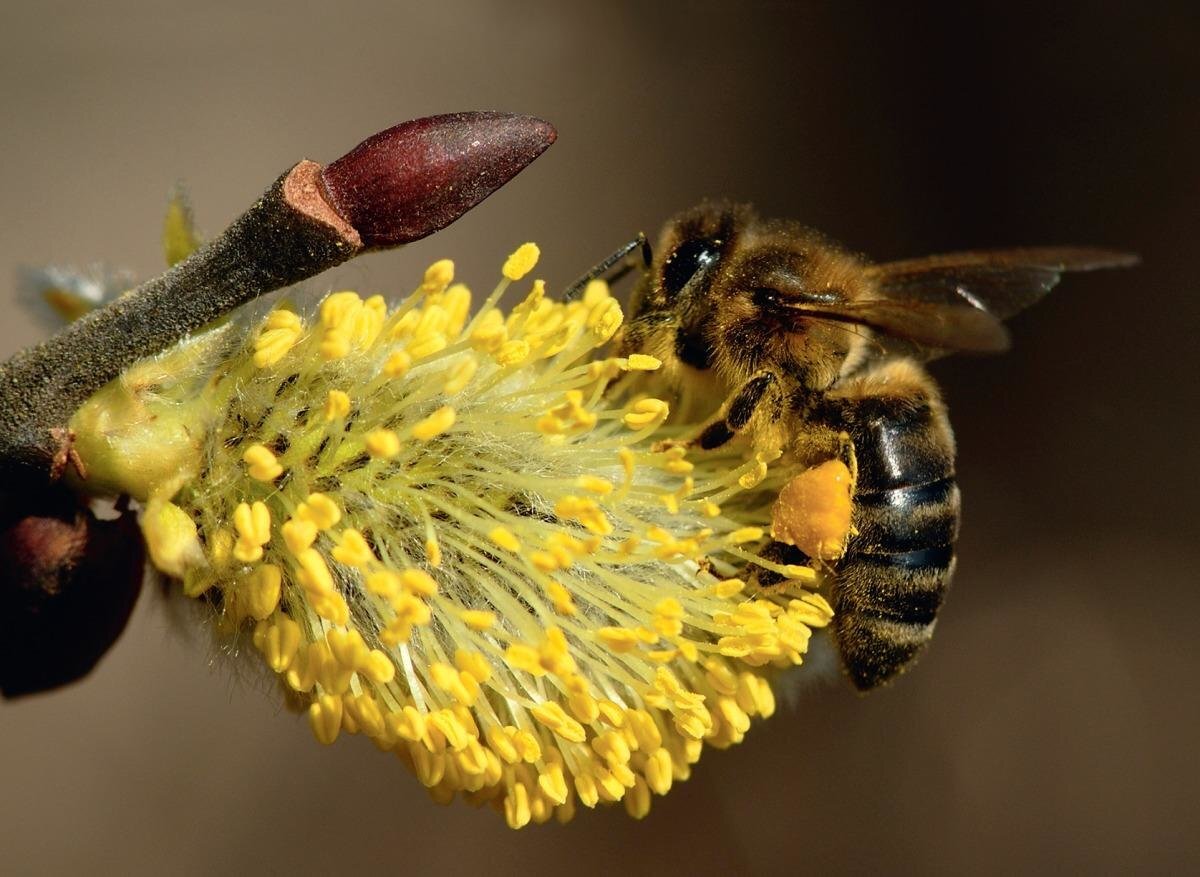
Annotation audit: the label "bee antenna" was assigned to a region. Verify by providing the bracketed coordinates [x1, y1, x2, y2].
[561, 233, 651, 301]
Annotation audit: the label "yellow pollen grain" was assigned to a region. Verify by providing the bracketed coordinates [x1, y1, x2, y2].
[412, 406, 456, 441]
[502, 242, 540, 281]
[365, 428, 401, 459]
[458, 609, 495, 631]
[232, 501, 271, 563]
[625, 353, 661, 371]
[488, 526, 521, 552]
[243, 444, 282, 481]
[323, 389, 351, 421]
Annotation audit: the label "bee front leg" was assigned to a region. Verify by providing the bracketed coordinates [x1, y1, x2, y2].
[697, 371, 781, 450]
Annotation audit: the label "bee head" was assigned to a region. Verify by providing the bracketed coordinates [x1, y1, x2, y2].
[624, 203, 872, 392]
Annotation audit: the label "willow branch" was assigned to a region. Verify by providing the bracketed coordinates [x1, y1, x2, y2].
[0, 112, 556, 484]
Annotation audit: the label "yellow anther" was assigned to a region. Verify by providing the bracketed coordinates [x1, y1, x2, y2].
[361, 650, 396, 684]
[488, 526, 521, 552]
[413, 406, 456, 441]
[232, 501, 271, 563]
[294, 547, 335, 595]
[494, 338, 531, 366]
[504, 643, 546, 676]
[244, 564, 282, 620]
[253, 309, 304, 367]
[326, 627, 368, 669]
[554, 495, 612, 536]
[644, 748, 674, 795]
[502, 242, 540, 281]
[538, 761, 569, 805]
[504, 729, 537, 764]
[365, 428, 401, 459]
[390, 309, 421, 340]
[323, 389, 351, 421]
[530, 550, 560, 572]
[729, 526, 764, 545]
[530, 702, 587, 743]
[653, 598, 685, 638]
[425, 537, 442, 567]
[281, 517, 318, 555]
[332, 528, 374, 568]
[431, 662, 478, 706]
[587, 297, 623, 344]
[308, 693, 343, 745]
[383, 349, 412, 378]
[255, 614, 301, 673]
[243, 444, 282, 481]
[626, 709, 663, 752]
[366, 569, 400, 598]
[141, 499, 204, 578]
[443, 356, 478, 394]
[576, 474, 613, 495]
[443, 284, 472, 337]
[422, 258, 455, 292]
[625, 353, 661, 371]
[469, 308, 507, 351]
[625, 777, 652, 819]
[460, 609, 496, 631]
[739, 460, 769, 488]
[408, 333, 447, 360]
[622, 398, 669, 429]
[382, 570, 434, 601]
[454, 649, 492, 683]
[504, 782, 532, 830]
[485, 726, 520, 764]
[297, 493, 341, 530]
[597, 627, 641, 652]
[546, 579, 577, 615]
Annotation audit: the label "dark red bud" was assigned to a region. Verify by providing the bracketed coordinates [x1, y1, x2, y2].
[0, 487, 144, 698]
[320, 112, 557, 248]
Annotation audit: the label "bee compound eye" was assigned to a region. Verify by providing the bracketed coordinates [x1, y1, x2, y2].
[661, 237, 721, 299]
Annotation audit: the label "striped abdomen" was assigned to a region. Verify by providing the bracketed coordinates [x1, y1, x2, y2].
[825, 379, 960, 690]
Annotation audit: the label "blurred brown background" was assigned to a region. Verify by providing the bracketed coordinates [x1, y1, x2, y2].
[1, 2, 1196, 874]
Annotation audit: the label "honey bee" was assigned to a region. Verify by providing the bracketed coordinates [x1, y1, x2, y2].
[604, 202, 1134, 690]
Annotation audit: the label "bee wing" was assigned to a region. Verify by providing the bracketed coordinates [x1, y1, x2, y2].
[854, 247, 1137, 359]
[866, 247, 1137, 319]
[811, 298, 1012, 353]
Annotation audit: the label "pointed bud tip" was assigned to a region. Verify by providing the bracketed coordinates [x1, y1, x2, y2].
[320, 112, 557, 249]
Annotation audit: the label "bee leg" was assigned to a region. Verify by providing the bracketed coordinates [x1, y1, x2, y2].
[697, 371, 780, 450]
